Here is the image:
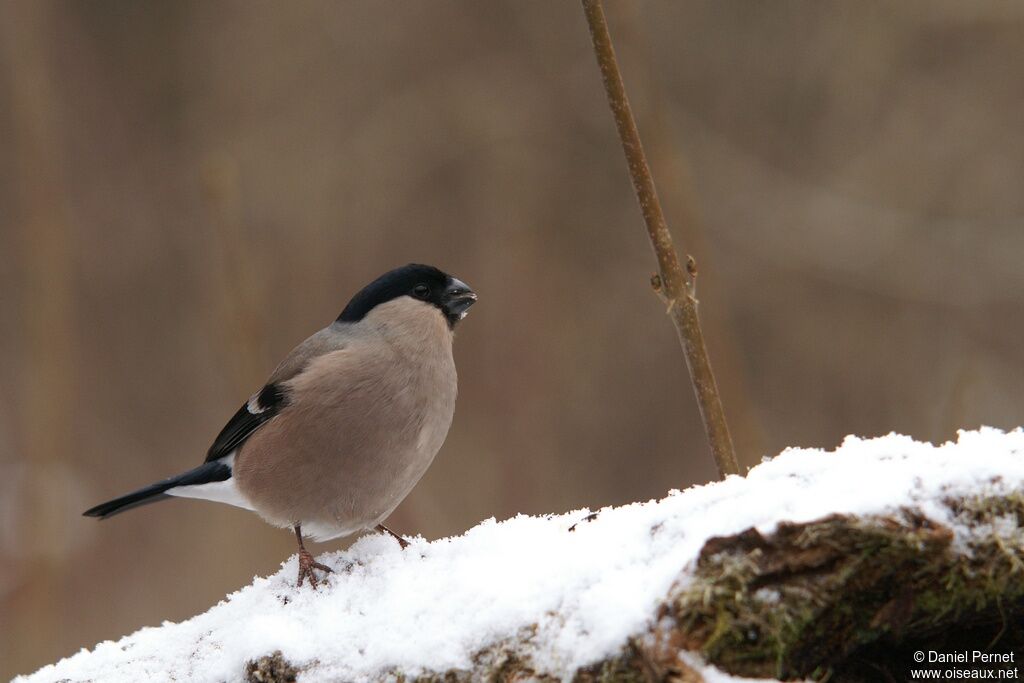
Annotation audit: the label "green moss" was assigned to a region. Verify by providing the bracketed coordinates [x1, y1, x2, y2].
[668, 495, 1024, 680]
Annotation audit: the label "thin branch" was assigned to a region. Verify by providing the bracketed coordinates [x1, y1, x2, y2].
[581, 0, 740, 478]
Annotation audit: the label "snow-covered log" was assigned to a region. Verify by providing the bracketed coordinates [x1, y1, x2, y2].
[18, 429, 1024, 682]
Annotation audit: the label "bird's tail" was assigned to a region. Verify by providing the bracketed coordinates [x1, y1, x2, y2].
[83, 461, 231, 519]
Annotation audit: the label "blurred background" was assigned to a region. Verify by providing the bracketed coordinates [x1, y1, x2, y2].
[2, 1, 1023, 677]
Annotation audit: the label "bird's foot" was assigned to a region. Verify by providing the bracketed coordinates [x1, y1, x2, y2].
[375, 523, 410, 549]
[296, 548, 333, 589]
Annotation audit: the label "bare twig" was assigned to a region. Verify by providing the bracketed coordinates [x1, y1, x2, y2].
[581, 0, 740, 478]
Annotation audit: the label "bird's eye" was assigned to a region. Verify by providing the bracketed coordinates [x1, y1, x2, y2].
[412, 284, 430, 299]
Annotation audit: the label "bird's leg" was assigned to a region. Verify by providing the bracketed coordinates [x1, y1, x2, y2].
[294, 525, 333, 588]
[375, 523, 410, 549]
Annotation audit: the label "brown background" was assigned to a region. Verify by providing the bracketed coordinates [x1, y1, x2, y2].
[2, 2, 1023, 678]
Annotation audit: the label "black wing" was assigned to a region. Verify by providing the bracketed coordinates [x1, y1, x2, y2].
[205, 383, 288, 462]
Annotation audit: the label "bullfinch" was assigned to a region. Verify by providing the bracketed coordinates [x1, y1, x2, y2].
[85, 263, 477, 587]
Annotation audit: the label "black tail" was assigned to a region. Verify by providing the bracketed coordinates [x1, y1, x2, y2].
[83, 461, 232, 519]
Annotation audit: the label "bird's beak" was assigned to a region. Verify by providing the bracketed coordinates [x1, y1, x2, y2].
[442, 278, 477, 321]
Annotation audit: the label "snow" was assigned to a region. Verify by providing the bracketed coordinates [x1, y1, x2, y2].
[18, 428, 1024, 683]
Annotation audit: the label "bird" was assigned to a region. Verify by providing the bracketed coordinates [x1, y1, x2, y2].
[84, 263, 477, 587]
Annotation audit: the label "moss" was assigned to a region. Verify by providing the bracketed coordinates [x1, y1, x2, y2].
[245, 651, 298, 683]
[667, 494, 1024, 680]
[574, 646, 651, 683]
[572, 639, 704, 683]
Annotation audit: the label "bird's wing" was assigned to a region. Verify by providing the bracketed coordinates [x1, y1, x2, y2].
[204, 324, 353, 463]
[204, 383, 288, 462]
